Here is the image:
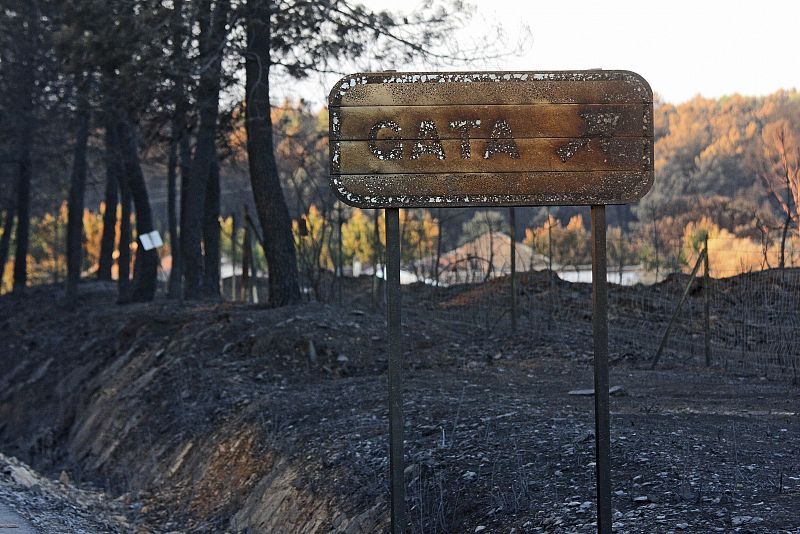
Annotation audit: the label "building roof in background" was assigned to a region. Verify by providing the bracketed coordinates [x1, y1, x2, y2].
[436, 232, 550, 275]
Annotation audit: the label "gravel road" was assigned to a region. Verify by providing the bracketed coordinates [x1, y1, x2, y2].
[0, 501, 37, 533]
[0, 454, 130, 534]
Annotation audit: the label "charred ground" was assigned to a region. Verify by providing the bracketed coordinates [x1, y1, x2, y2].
[0, 274, 798, 533]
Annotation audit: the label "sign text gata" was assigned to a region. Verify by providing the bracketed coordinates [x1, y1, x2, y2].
[369, 118, 521, 161]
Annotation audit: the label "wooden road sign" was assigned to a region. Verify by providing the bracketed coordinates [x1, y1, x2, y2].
[328, 70, 655, 534]
[329, 70, 653, 208]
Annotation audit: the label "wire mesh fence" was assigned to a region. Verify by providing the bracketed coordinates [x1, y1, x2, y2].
[304, 238, 800, 385]
[224, 222, 800, 386]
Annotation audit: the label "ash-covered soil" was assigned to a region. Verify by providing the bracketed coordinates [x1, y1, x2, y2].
[0, 275, 798, 533]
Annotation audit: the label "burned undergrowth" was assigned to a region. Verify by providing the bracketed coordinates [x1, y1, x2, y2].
[0, 276, 798, 533]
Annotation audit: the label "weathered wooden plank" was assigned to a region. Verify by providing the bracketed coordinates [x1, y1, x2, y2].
[334, 138, 651, 175]
[335, 104, 649, 141]
[331, 171, 653, 207]
[331, 72, 651, 107]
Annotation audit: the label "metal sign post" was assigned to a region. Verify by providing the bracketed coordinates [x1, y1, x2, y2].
[510, 207, 517, 333]
[385, 207, 406, 533]
[329, 70, 654, 534]
[591, 205, 612, 532]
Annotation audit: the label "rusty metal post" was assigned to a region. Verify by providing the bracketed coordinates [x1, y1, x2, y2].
[591, 205, 612, 534]
[509, 207, 517, 332]
[385, 207, 405, 533]
[704, 236, 711, 367]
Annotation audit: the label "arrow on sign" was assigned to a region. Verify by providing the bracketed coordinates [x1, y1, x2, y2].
[556, 111, 622, 162]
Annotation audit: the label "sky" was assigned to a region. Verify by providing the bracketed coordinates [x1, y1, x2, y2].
[271, 0, 800, 107]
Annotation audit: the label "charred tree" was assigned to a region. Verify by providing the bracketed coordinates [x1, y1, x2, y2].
[779, 210, 792, 269]
[97, 108, 120, 281]
[166, 127, 181, 297]
[118, 160, 132, 301]
[245, 0, 301, 307]
[12, 117, 32, 293]
[174, 118, 192, 297]
[3, 0, 42, 294]
[115, 114, 159, 302]
[180, 0, 229, 300]
[0, 204, 14, 286]
[65, 78, 91, 304]
[12, 28, 36, 293]
[202, 157, 221, 296]
[166, 0, 190, 299]
[753, 124, 800, 270]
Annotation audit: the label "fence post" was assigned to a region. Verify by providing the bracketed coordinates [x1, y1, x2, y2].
[651, 249, 707, 369]
[510, 207, 517, 332]
[704, 236, 711, 367]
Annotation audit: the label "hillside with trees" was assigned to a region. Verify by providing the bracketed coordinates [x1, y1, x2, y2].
[3, 86, 798, 295]
[0, 2, 797, 297]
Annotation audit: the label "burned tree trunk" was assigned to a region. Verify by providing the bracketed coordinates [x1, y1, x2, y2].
[245, 0, 301, 307]
[117, 114, 158, 302]
[779, 210, 791, 269]
[202, 157, 221, 296]
[97, 109, 120, 281]
[65, 80, 91, 304]
[167, 128, 181, 297]
[11, 2, 37, 294]
[0, 204, 14, 286]
[165, 0, 188, 299]
[167, 92, 192, 298]
[174, 118, 192, 296]
[12, 122, 32, 293]
[180, 0, 229, 300]
[118, 165, 132, 301]
[12, 64, 34, 293]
